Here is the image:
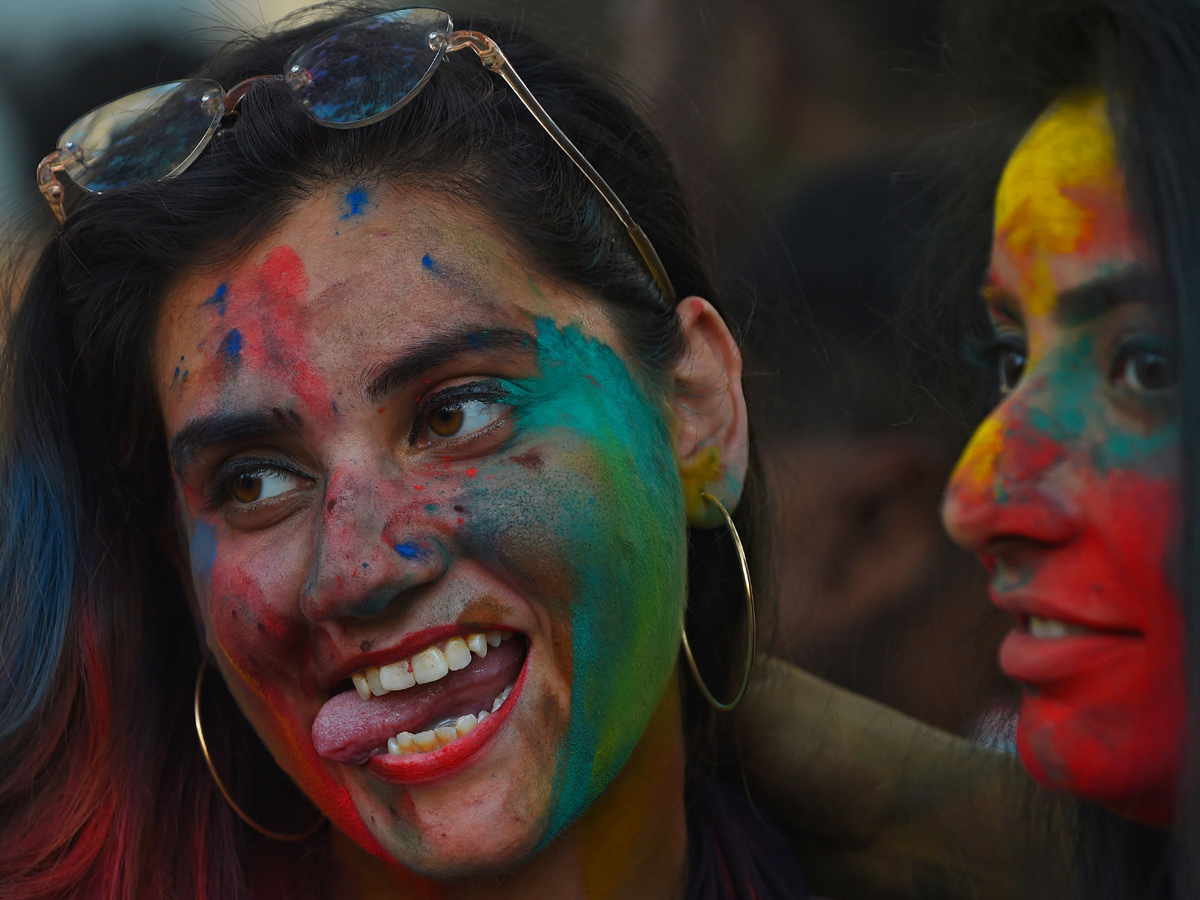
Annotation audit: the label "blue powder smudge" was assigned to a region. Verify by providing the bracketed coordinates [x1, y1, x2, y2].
[170, 355, 189, 389]
[467, 331, 488, 350]
[341, 187, 370, 219]
[202, 283, 228, 316]
[190, 520, 219, 602]
[219, 329, 242, 364]
[421, 253, 446, 277]
[393, 542, 422, 560]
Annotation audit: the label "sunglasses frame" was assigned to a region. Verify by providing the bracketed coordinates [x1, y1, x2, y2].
[36, 9, 676, 306]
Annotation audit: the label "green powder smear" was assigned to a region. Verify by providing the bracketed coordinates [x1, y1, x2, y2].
[463, 317, 687, 846]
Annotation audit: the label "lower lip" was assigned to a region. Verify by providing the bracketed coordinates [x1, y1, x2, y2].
[1000, 627, 1141, 683]
[365, 647, 530, 785]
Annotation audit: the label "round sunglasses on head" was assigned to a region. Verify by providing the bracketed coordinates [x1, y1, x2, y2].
[36, 7, 675, 306]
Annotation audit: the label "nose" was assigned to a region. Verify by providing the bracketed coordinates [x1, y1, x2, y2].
[942, 391, 1076, 555]
[301, 466, 450, 621]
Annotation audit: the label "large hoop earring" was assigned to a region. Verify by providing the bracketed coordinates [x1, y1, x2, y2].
[194, 656, 325, 842]
[681, 491, 756, 712]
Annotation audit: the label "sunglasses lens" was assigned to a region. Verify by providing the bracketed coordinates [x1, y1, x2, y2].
[56, 79, 224, 193]
[285, 8, 453, 126]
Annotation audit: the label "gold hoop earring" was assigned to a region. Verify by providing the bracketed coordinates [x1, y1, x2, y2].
[194, 656, 325, 842]
[681, 491, 756, 712]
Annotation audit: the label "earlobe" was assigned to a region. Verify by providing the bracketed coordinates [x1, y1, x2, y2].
[671, 296, 749, 528]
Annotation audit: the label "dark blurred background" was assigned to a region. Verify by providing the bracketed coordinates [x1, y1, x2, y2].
[0, 0, 1015, 741]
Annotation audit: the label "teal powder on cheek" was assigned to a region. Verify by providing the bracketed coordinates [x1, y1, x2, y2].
[1028, 333, 1178, 471]
[496, 318, 687, 845]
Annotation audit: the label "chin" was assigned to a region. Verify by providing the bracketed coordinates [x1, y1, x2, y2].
[360, 772, 552, 879]
[1017, 696, 1178, 827]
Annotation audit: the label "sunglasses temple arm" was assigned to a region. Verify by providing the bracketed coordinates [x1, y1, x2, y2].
[37, 152, 68, 225]
[448, 31, 677, 306]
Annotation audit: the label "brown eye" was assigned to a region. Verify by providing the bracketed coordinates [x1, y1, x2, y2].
[1113, 347, 1177, 392]
[997, 346, 1027, 396]
[428, 405, 465, 437]
[231, 473, 262, 503]
[223, 467, 304, 506]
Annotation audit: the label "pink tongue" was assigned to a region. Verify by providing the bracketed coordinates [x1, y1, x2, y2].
[312, 638, 525, 764]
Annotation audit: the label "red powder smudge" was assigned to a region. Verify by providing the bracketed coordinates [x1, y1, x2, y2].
[213, 245, 332, 419]
[585, 374, 601, 388]
[466, 468, 478, 477]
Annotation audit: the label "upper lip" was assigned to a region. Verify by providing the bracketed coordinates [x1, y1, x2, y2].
[989, 589, 1143, 636]
[320, 622, 519, 693]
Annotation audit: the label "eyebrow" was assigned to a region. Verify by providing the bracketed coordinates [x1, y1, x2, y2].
[170, 407, 303, 471]
[983, 267, 1160, 324]
[1057, 267, 1162, 324]
[168, 326, 537, 469]
[363, 325, 536, 402]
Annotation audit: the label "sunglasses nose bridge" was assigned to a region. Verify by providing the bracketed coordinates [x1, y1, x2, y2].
[222, 73, 289, 114]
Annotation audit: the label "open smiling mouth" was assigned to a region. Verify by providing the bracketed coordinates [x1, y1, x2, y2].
[312, 630, 530, 783]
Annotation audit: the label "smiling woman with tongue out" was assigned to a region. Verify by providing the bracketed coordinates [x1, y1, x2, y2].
[0, 6, 802, 900]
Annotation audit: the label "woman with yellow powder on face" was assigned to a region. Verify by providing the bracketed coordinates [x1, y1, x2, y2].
[736, 1, 1200, 898]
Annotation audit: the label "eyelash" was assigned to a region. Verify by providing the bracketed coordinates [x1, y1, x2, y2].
[408, 380, 512, 446]
[969, 333, 1028, 396]
[204, 381, 515, 514]
[206, 456, 313, 512]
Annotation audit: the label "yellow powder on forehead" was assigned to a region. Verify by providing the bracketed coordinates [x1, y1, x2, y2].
[994, 91, 1127, 316]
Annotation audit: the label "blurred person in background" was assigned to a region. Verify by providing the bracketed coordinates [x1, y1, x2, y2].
[616, 0, 1014, 738]
[726, 162, 1014, 739]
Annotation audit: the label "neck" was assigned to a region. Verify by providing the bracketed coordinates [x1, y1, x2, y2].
[328, 672, 689, 900]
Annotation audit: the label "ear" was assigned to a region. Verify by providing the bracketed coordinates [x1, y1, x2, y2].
[671, 296, 749, 528]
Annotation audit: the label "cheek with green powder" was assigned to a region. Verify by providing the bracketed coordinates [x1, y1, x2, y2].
[451, 318, 688, 842]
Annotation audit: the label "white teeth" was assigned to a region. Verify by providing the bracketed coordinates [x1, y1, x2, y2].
[352, 632, 508, 700]
[412, 647, 450, 684]
[413, 730, 438, 752]
[379, 659, 416, 691]
[383, 682, 516, 757]
[445, 637, 472, 671]
[352, 672, 371, 701]
[491, 683, 513, 712]
[1030, 616, 1073, 639]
